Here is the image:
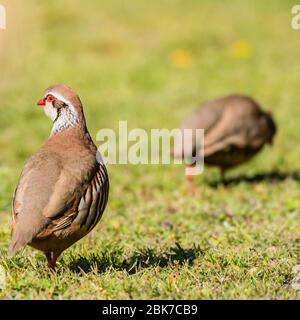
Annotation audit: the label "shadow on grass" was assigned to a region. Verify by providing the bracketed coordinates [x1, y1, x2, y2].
[68, 242, 204, 275]
[209, 170, 300, 188]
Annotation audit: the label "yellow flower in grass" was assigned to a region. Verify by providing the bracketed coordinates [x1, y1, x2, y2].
[230, 40, 252, 59]
[170, 49, 192, 68]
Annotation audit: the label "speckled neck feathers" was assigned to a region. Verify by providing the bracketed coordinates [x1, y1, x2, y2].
[51, 104, 81, 136]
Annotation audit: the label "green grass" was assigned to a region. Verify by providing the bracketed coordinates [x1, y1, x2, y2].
[1, 0, 300, 299]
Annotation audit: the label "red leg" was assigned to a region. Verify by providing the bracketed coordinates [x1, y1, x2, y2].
[185, 164, 197, 194]
[45, 251, 61, 270]
[45, 252, 55, 269]
[51, 251, 62, 269]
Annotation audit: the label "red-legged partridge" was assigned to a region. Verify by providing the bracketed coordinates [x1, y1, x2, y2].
[174, 94, 277, 190]
[8, 84, 109, 268]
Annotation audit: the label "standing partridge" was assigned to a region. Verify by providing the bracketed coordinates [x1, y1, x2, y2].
[8, 84, 109, 268]
[174, 94, 277, 190]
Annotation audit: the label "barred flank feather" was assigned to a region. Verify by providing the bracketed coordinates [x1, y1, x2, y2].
[49, 163, 109, 233]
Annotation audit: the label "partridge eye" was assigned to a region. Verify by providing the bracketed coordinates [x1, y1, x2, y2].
[46, 95, 55, 103]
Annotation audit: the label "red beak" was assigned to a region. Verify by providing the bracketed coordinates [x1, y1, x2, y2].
[37, 99, 46, 106]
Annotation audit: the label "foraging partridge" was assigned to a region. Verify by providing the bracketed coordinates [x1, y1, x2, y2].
[174, 94, 276, 189]
[8, 84, 109, 268]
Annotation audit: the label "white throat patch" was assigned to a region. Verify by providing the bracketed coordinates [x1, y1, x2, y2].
[43, 91, 80, 135]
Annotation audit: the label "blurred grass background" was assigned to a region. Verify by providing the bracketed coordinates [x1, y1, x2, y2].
[1, 0, 300, 299]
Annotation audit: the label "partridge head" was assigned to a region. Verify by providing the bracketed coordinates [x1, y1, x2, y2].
[9, 84, 109, 269]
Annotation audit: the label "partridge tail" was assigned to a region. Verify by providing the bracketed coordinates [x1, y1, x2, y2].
[8, 228, 39, 256]
[8, 240, 22, 257]
[8, 232, 29, 257]
[8, 215, 49, 257]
